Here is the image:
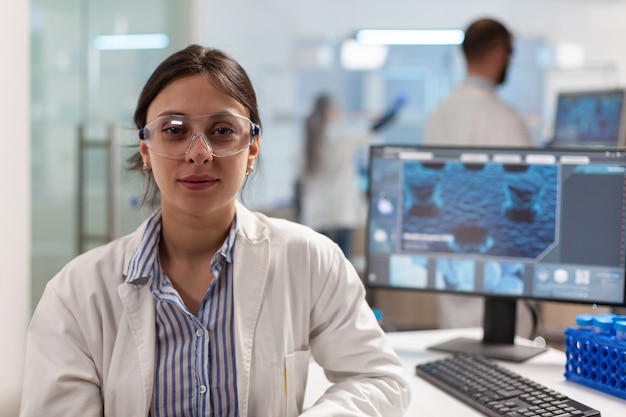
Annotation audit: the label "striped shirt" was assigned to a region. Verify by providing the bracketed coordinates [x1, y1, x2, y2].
[125, 210, 239, 417]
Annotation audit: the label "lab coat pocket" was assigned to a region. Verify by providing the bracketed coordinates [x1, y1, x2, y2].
[283, 349, 310, 417]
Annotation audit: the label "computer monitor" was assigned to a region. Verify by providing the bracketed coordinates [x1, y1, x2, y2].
[550, 88, 626, 148]
[366, 144, 626, 362]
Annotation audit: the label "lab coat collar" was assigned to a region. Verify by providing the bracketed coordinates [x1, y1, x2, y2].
[465, 74, 496, 91]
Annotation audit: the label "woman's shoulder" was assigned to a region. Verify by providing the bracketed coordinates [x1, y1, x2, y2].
[239, 206, 338, 250]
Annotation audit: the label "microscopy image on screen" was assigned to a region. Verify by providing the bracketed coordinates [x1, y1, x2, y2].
[483, 261, 524, 295]
[389, 255, 428, 288]
[401, 161, 558, 259]
[554, 91, 624, 146]
[434, 258, 475, 291]
[367, 144, 626, 307]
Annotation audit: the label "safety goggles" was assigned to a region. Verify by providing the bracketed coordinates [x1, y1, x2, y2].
[139, 113, 261, 159]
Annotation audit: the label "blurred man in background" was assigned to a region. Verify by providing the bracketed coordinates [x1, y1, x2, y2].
[424, 17, 533, 147]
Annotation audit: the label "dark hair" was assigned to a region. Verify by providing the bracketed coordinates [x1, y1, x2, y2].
[303, 93, 332, 176]
[129, 44, 262, 206]
[462, 18, 512, 63]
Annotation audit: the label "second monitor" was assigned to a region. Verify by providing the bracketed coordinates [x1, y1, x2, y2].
[550, 88, 626, 148]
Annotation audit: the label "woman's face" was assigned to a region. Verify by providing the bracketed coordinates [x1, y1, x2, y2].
[139, 74, 259, 222]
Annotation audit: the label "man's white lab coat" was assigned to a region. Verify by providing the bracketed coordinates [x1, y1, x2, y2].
[424, 77, 533, 147]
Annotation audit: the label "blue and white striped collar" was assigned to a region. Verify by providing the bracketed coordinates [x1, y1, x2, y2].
[125, 209, 238, 284]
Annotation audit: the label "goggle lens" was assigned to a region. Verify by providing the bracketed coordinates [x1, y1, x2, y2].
[140, 113, 261, 159]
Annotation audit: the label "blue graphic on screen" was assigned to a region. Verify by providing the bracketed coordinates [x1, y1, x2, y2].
[554, 91, 624, 146]
[484, 261, 524, 295]
[389, 255, 428, 288]
[402, 161, 558, 259]
[435, 258, 475, 291]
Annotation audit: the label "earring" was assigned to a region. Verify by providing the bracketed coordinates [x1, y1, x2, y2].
[142, 162, 151, 174]
[245, 165, 255, 176]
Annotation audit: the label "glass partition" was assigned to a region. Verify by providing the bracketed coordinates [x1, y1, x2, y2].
[30, 0, 191, 308]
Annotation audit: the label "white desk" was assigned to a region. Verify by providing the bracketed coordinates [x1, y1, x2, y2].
[304, 328, 626, 416]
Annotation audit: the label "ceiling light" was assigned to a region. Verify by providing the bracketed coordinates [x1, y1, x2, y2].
[93, 34, 170, 51]
[355, 29, 464, 45]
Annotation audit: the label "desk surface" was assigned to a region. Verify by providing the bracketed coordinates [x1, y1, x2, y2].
[304, 328, 626, 416]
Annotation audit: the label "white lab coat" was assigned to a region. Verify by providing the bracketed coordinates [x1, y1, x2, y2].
[424, 77, 534, 147]
[20, 202, 409, 417]
[300, 121, 371, 231]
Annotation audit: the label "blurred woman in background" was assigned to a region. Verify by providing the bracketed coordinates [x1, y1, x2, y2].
[298, 93, 405, 258]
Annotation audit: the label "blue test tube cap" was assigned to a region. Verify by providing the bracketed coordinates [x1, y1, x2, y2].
[575, 313, 595, 327]
[592, 315, 614, 334]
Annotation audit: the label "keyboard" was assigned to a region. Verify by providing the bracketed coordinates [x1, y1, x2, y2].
[415, 354, 601, 417]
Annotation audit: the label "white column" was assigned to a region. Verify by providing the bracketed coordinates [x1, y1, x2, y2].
[0, 1, 31, 416]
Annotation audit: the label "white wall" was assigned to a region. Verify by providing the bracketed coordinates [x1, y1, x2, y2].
[0, 2, 31, 416]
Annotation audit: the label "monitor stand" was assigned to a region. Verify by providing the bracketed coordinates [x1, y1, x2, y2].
[428, 297, 548, 363]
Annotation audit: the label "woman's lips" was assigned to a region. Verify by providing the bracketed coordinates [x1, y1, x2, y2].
[179, 175, 218, 190]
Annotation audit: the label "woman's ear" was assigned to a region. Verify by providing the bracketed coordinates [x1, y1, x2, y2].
[139, 139, 150, 162]
[249, 135, 260, 160]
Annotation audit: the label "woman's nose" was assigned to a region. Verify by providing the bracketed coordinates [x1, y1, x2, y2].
[185, 133, 214, 162]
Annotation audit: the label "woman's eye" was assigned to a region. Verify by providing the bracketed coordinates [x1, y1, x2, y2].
[214, 126, 236, 136]
[163, 126, 185, 136]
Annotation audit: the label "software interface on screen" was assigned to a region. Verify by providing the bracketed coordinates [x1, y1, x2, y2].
[367, 146, 626, 307]
[551, 89, 626, 148]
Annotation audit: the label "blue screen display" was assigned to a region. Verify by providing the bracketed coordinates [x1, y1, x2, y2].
[553, 90, 625, 147]
[366, 145, 626, 306]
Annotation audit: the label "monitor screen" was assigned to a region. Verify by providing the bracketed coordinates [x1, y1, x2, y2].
[366, 145, 626, 361]
[550, 88, 626, 148]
